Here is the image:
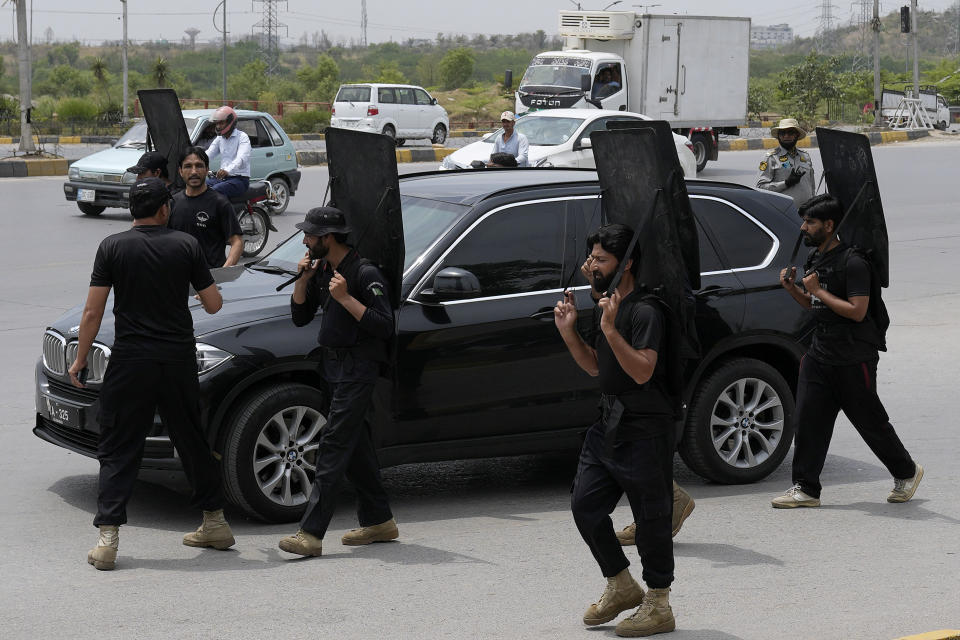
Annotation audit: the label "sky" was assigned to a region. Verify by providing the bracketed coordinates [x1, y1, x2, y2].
[4, 0, 960, 46]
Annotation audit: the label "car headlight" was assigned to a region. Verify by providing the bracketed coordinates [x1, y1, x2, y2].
[196, 343, 233, 374]
[68, 166, 80, 180]
[441, 155, 458, 170]
[121, 171, 137, 184]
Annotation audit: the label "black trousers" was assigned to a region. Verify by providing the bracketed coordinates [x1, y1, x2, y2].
[792, 355, 915, 498]
[571, 421, 674, 588]
[299, 378, 393, 538]
[94, 359, 224, 526]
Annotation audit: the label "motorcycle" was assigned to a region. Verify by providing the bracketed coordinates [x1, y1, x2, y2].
[209, 175, 278, 258]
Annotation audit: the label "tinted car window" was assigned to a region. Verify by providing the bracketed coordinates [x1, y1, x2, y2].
[415, 89, 433, 106]
[378, 88, 397, 103]
[694, 218, 726, 273]
[337, 86, 371, 102]
[439, 202, 564, 297]
[396, 88, 416, 105]
[693, 198, 773, 269]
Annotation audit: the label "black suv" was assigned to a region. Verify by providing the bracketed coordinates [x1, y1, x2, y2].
[35, 169, 811, 522]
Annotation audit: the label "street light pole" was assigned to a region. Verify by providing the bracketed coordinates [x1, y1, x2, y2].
[215, 0, 228, 103]
[912, 0, 919, 99]
[15, 0, 34, 152]
[872, 0, 881, 125]
[121, 0, 128, 122]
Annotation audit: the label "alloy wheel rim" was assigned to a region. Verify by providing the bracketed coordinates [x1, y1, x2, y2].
[252, 405, 325, 506]
[709, 377, 784, 469]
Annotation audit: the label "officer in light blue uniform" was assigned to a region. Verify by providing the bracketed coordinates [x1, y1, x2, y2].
[757, 118, 815, 205]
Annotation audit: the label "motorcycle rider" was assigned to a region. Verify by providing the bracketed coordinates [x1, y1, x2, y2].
[205, 105, 252, 199]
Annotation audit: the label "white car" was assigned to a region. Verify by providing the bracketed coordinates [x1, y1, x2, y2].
[330, 83, 450, 146]
[440, 109, 697, 177]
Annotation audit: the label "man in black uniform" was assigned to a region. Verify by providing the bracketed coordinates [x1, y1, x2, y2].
[67, 178, 236, 571]
[128, 151, 171, 184]
[278, 207, 398, 557]
[555, 224, 676, 637]
[169, 146, 243, 268]
[773, 194, 922, 508]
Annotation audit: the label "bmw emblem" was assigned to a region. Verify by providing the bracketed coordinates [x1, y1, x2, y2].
[69, 325, 80, 335]
[287, 450, 298, 462]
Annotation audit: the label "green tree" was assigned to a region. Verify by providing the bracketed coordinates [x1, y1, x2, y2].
[228, 60, 269, 100]
[439, 47, 475, 89]
[747, 78, 774, 121]
[776, 53, 840, 128]
[416, 52, 441, 88]
[152, 57, 170, 88]
[375, 61, 406, 83]
[295, 54, 339, 102]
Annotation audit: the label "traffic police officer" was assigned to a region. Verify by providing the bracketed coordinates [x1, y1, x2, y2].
[555, 224, 677, 637]
[757, 118, 816, 204]
[69, 178, 235, 571]
[773, 194, 922, 508]
[278, 207, 398, 557]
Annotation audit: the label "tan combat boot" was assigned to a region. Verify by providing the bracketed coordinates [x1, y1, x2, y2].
[87, 525, 119, 571]
[341, 518, 399, 546]
[583, 568, 645, 626]
[183, 509, 236, 550]
[617, 482, 696, 546]
[615, 587, 675, 637]
[278, 529, 323, 557]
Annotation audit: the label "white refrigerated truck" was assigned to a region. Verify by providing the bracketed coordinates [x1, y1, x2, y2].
[513, 11, 750, 172]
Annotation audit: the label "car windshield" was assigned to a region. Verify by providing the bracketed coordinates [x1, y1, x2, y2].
[336, 86, 371, 102]
[520, 57, 592, 90]
[114, 118, 199, 149]
[485, 116, 585, 147]
[255, 195, 467, 274]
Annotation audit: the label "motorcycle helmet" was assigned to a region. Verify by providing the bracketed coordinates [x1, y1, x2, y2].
[211, 105, 238, 137]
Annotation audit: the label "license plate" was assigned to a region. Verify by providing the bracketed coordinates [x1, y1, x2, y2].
[343, 121, 359, 128]
[77, 189, 96, 202]
[42, 394, 82, 429]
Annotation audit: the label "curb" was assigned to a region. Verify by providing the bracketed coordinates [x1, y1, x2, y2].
[894, 631, 960, 640]
[287, 130, 490, 141]
[720, 128, 930, 151]
[0, 157, 69, 177]
[0, 135, 117, 145]
[295, 147, 455, 167]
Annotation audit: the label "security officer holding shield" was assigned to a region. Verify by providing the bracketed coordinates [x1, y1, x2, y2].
[757, 118, 816, 205]
[278, 207, 398, 557]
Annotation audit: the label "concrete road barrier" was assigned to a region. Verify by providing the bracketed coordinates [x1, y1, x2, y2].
[720, 128, 930, 151]
[0, 157, 69, 177]
[295, 146, 455, 166]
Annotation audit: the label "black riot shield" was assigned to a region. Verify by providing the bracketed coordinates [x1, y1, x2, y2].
[605, 119, 700, 289]
[324, 127, 404, 309]
[137, 89, 191, 186]
[816, 127, 889, 287]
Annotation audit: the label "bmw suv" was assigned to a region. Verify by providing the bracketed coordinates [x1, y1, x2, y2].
[35, 169, 812, 522]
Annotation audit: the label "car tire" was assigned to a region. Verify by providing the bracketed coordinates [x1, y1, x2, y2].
[222, 382, 327, 522]
[382, 124, 396, 142]
[267, 176, 290, 215]
[937, 120, 947, 131]
[432, 124, 447, 145]
[679, 357, 795, 484]
[690, 132, 710, 173]
[77, 202, 106, 216]
[237, 206, 270, 257]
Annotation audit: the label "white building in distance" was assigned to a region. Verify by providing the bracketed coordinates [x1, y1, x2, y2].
[751, 23, 794, 50]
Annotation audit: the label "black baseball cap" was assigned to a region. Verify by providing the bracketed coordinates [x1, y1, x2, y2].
[295, 207, 352, 236]
[129, 178, 171, 219]
[127, 151, 168, 175]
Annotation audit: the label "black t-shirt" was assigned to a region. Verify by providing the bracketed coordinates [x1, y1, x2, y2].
[90, 225, 214, 362]
[169, 188, 241, 268]
[805, 244, 878, 364]
[591, 291, 673, 436]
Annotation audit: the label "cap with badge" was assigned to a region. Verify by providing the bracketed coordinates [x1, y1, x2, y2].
[500, 111, 516, 122]
[127, 151, 169, 176]
[295, 206, 352, 236]
[129, 177, 172, 219]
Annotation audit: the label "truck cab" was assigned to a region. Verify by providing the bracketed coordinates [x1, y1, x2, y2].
[516, 51, 627, 114]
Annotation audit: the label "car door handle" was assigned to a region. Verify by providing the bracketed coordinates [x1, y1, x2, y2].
[266, 152, 274, 157]
[530, 307, 556, 321]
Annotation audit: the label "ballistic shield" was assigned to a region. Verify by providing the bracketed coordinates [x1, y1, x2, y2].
[324, 127, 404, 309]
[137, 89, 191, 187]
[815, 127, 889, 287]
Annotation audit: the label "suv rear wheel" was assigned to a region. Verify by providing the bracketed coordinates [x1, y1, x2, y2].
[222, 383, 326, 522]
[680, 358, 795, 484]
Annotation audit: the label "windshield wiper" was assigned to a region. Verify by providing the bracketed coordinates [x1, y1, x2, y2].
[248, 264, 299, 277]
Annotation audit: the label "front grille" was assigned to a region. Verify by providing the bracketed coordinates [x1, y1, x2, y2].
[62, 341, 111, 384]
[47, 377, 100, 403]
[101, 174, 123, 183]
[42, 331, 66, 375]
[560, 14, 612, 28]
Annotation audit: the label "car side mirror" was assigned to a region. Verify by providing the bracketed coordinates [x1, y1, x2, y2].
[419, 267, 481, 302]
[576, 137, 592, 150]
[431, 97, 438, 105]
[580, 74, 592, 93]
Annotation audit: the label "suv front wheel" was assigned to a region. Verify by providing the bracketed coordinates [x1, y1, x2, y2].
[221, 382, 327, 522]
[680, 358, 795, 484]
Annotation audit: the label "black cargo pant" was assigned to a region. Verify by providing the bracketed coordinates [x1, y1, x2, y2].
[299, 355, 393, 538]
[94, 359, 224, 526]
[792, 355, 915, 499]
[571, 420, 674, 589]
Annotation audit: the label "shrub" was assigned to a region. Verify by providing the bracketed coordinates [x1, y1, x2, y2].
[280, 109, 330, 134]
[56, 97, 98, 122]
